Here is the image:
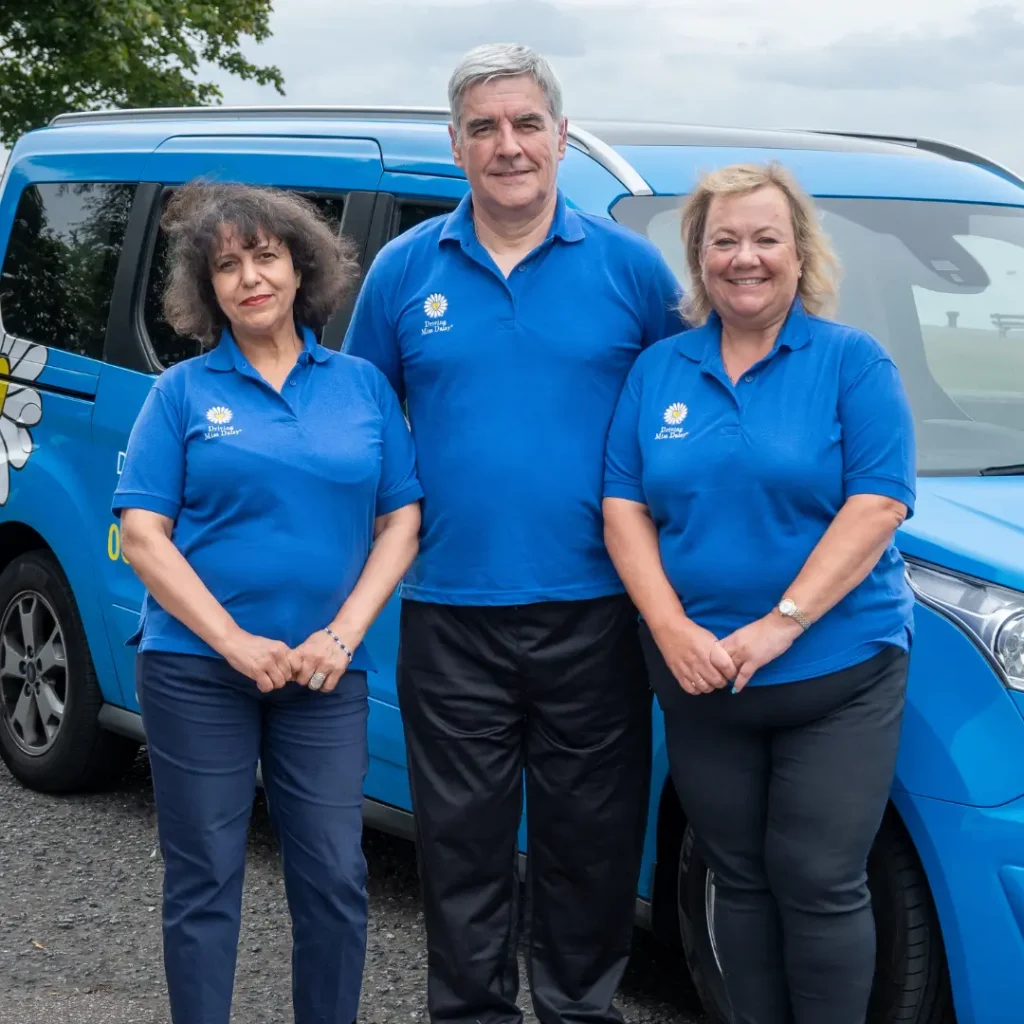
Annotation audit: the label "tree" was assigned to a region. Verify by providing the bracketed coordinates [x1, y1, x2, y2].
[0, 1, 285, 147]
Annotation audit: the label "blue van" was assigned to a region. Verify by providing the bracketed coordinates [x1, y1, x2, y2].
[0, 106, 1022, 1024]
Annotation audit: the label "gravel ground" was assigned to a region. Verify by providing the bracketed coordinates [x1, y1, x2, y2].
[0, 751, 704, 1024]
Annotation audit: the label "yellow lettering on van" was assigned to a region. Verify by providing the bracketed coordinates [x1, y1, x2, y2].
[107, 523, 131, 565]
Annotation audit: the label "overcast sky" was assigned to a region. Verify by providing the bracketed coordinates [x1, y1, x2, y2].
[205, 0, 1024, 178]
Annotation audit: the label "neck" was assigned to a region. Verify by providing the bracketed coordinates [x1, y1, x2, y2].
[719, 313, 788, 382]
[720, 318, 784, 354]
[231, 319, 302, 364]
[472, 190, 558, 256]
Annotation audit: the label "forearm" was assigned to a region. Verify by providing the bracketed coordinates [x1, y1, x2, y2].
[784, 494, 908, 624]
[329, 506, 420, 648]
[603, 497, 687, 633]
[121, 528, 239, 653]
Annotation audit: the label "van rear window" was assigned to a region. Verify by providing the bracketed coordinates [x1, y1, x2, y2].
[0, 182, 135, 362]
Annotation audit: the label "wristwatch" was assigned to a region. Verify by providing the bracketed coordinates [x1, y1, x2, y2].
[777, 598, 812, 631]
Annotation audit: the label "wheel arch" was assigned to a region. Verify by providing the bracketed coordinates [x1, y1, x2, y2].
[0, 521, 51, 571]
[0, 514, 123, 706]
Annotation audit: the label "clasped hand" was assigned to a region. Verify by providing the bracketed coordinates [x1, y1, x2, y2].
[222, 628, 350, 694]
[656, 613, 801, 696]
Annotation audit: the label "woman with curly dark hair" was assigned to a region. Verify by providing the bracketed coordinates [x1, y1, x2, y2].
[111, 181, 422, 1024]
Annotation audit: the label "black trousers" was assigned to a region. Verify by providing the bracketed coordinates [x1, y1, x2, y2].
[397, 595, 653, 1024]
[643, 629, 908, 1024]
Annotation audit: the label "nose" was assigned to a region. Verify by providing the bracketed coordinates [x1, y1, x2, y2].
[495, 121, 522, 159]
[240, 254, 262, 287]
[731, 239, 760, 267]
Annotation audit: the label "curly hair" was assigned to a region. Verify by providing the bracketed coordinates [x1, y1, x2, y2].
[679, 162, 841, 326]
[160, 181, 360, 346]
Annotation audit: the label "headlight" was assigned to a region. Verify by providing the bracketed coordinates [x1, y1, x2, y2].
[905, 559, 1024, 691]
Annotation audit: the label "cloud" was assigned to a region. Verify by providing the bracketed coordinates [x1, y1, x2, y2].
[741, 4, 1024, 90]
[205, 0, 1024, 177]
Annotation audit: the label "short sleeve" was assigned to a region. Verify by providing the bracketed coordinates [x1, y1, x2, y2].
[839, 351, 916, 517]
[373, 371, 423, 517]
[641, 251, 686, 347]
[603, 363, 647, 504]
[343, 263, 405, 404]
[111, 384, 186, 521]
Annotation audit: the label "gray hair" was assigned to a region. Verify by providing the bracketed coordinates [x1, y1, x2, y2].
[447, 43, 564, 141]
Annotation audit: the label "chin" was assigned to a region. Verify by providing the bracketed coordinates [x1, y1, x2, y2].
[488, 180, 543, 207]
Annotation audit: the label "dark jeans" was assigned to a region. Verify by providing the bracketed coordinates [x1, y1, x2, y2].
[642, 630, 908, 1024]
[397, 595, 652, 1024]
[137, 652, 369, 1024]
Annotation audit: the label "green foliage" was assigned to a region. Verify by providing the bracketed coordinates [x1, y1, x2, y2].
[0, 0, 284, 146]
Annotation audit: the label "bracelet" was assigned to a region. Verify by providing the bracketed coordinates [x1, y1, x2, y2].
[324, 628, 354, 662]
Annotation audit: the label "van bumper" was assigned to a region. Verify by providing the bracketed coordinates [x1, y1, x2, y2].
[897, 790, 1024, 1024]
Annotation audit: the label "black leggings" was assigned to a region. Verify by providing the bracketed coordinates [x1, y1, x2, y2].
[642, 629, 908, 1024]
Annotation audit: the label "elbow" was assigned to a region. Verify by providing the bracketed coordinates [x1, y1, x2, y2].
[119, 510, 170, 565]
[878, 497, 909, 532]
[119, 520, 145, 564]
[847, 494, 908, 536]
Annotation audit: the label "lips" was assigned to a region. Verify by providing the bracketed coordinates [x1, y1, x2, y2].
[241, 294, 272, 306]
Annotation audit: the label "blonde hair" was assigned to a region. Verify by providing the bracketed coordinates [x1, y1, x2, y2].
[679, 162, 841, 326]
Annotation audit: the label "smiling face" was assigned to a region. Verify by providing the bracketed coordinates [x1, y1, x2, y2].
[209, 225, 301, 337]
[700, 185, 803, 331]
[450, 74, 567, 219]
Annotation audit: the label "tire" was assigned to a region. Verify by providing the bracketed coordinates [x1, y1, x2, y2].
[677, 811, 955, 1024]
[0, 551, 139, 792]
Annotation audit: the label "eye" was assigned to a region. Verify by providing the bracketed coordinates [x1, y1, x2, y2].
[710, 238, 736, 249]
[257, 250, 277, 261]
[214, 258, 236, 272]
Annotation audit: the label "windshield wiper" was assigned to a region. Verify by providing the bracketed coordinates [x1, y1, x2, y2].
[980, 463, 1024, 476]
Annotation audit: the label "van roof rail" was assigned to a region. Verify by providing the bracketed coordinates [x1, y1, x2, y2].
[48, 104, 452, 127]
[46, 103, 653, 197]
[806, 129, 1024, 189]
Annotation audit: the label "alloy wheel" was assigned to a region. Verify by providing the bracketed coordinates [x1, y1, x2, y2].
[0, 590, 67, 756]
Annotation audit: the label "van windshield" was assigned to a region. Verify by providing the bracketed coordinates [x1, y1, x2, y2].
[613, 197, 1024, 476]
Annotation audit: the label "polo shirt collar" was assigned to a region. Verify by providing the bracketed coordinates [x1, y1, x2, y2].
[438, 188, 585, 248]
[205, 324, 327, 372]
[675, 297, 813, 365]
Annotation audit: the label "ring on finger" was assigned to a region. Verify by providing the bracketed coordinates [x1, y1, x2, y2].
[308, 670, 327, 691]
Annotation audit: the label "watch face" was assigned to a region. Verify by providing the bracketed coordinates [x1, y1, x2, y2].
[779, 599, 795, 615]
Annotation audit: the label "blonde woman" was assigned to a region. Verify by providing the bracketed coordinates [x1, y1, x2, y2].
[602, 162, 915, 1024]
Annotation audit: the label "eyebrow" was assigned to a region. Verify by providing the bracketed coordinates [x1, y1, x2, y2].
[708, 223, 784, 236]
[464, 112, 546, 133]
[214, 236, 277, 259]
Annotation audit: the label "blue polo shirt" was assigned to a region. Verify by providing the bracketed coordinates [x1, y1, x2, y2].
[604, 299, 916, 685]
[343, 190, 683, 604]
[111, 326, 422, 670]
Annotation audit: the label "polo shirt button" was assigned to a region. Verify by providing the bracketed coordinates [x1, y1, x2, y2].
[517, 265, 527, 272]
[290, 380, 297, 386]
[744, 374, 754, 383]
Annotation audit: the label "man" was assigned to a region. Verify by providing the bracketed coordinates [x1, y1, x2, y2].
[343, 43, 683, 1024]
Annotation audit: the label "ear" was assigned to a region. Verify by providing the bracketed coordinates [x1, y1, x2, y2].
[449, 122, 464, 170]
[556, 116, 568, 160]
[295, 269, 302, 290]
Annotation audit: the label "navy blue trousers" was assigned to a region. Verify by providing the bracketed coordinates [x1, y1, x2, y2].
[137, 651, 369, 1024]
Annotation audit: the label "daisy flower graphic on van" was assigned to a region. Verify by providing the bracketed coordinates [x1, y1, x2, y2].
[0, 335, 46, 505]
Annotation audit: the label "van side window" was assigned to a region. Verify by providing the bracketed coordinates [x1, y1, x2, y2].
[143, 192, 347, 369]
[0, 182, 135, 361]
[393, 200, 456, 237]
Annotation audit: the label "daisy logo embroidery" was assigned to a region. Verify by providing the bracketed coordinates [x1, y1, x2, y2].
[206, 406, 233, 425]
[423, 293, 448, 319]
[663, 402, 688, 425]
[0, 335, 46, 505]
